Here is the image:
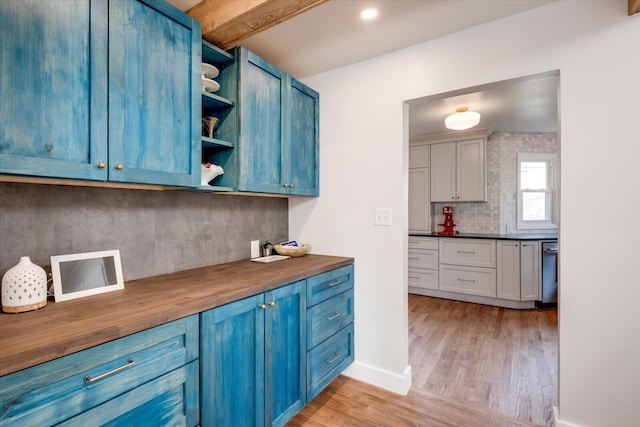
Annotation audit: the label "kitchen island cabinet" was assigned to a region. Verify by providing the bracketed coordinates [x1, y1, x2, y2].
[0, 0, 201, 188]
[0, 255, 354, 426]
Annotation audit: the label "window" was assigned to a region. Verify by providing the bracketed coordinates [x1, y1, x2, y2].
[517, 153, 557, 230]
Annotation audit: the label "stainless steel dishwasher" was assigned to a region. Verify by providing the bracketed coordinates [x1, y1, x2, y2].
[536, 241, 558, 308]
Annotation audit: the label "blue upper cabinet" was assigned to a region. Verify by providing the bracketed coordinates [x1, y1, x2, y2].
[0, 0, 108, 181]
[0, 0, 201, 188]
[237, 48, 319, 196]
[108, 0, 200, 187]
[286, 78, 319, 196]
[238, 49, 287, 194]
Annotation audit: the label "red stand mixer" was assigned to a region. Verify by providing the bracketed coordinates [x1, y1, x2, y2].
[437, 205, 458, 236]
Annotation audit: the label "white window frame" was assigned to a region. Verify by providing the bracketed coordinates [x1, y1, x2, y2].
[517, 153, 558, 230]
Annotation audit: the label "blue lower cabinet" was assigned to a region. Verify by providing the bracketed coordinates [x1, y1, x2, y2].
[0, 315, 199, 427]
[307, 324, 354, 401]
[305, 266, 355, 401]
[200, 280, 306, 427]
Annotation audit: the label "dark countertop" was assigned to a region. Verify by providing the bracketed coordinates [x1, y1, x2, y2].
[0, 254, 353, 377]
[409, 232, 558, 241]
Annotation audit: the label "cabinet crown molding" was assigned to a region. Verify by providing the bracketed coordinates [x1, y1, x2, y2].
[410, 127, 493, 145]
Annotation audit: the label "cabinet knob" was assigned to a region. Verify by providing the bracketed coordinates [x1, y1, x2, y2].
[259, 304, 266, 310]
[267, 301, 276, 307]
[97, 162, 106, 169]
[289, 184, 294, 188]
[282, 183, 290, 188]
[115, 164, 124, 171]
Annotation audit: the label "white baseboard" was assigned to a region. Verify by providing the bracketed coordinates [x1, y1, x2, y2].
[554, 406, 584, 427]
[342, 361, 412, 395]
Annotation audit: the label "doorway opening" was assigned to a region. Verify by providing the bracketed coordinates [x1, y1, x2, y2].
[404, 70, 560, 427]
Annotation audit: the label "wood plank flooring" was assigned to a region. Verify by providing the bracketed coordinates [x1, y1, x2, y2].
[288, 295, 558, 426]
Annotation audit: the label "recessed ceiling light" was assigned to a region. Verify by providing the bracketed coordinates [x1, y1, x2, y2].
[359, 7, 378, 21]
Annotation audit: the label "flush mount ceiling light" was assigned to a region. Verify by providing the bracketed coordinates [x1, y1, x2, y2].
[445, 107, 481, 130]
[359, 7, 379, 21]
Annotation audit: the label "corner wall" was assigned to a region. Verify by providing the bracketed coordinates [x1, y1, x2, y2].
[290, 1, 640, 425]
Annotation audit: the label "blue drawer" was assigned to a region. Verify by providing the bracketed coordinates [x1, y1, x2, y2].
[306, 264, 354, 307]
[0, 315, 199, 427]
[307, 289, 354, 350]
[307, 324, 354, 401]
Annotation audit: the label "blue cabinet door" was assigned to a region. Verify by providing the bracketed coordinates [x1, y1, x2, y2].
[108, 0, 201, 187]
[238, 49, 286, 194]
[265, 281, 307, 427]
[285, 78, 319, 196]
[0, 0, 108, 180]
[200, 294, 266, 427]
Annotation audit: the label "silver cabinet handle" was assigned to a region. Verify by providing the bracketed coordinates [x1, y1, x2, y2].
[408, 257, 419, 260]
[327, 280, 341, 287]
[457, 278, 476, 283]
[326, 312, 341, 321]
[457, 250, 476, 254]
[409, 241, 419, 244]
[408, 275, 420, 279]
[326, 352, 340, 364]
[85, 359, 135, 383]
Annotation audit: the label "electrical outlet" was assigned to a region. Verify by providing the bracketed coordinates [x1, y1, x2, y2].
[250, 240, 260, 258]
[374, 208, 392, 226]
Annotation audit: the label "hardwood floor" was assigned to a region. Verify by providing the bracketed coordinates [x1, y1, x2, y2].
[288, 295, 558, 426]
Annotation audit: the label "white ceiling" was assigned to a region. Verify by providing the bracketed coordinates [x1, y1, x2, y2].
[168, 0, 559, 136]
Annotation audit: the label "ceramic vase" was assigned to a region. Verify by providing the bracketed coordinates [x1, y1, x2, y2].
[1, 256, 48, 313]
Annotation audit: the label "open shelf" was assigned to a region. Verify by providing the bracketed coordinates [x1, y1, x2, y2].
[202, 40, 233, 67]
[202, 136, 233, 150]
[194, 185, 234, 193]
[202, 92, 234, 110]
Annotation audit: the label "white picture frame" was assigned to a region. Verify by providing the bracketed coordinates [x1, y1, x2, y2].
[51, 250, 124, 302]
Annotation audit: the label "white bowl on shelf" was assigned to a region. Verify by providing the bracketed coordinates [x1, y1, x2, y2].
[202, 63, 219, 79]
[202, 77, 220, 93]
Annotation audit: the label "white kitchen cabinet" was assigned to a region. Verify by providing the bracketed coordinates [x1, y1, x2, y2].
[408, 237, 439, 291]
[409, 145, 431, 233]
[439, 238, 496, 268]
[497, 241, 521, 300]
[497, 240, 541, 302]
[409, 145, 430, 169]
[439, 264, 497, 297]
[430, 138, 486, 202]
[520, 241, 540, 301]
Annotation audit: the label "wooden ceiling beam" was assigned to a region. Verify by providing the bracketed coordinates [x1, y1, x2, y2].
[188, 0, 329, 49]
[630, 0, 640, 15]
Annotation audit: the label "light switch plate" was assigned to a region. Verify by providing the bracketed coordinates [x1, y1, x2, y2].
[374, 208, 392, 226]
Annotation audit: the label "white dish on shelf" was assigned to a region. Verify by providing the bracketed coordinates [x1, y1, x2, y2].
[202, 63, 219, 79]
[202, 77, 220, 93]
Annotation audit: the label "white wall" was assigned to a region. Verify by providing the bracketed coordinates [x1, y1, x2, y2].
[290, 1, 640, 425]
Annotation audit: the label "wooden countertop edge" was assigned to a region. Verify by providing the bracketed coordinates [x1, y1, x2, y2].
[0, 254, 354, 376]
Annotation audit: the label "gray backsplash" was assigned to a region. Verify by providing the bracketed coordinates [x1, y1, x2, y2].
[433, 131, 558, 234]
[0, 183, 288, 280]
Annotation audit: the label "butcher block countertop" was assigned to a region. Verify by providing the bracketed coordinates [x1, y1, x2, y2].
[0, 254, 353, 377]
